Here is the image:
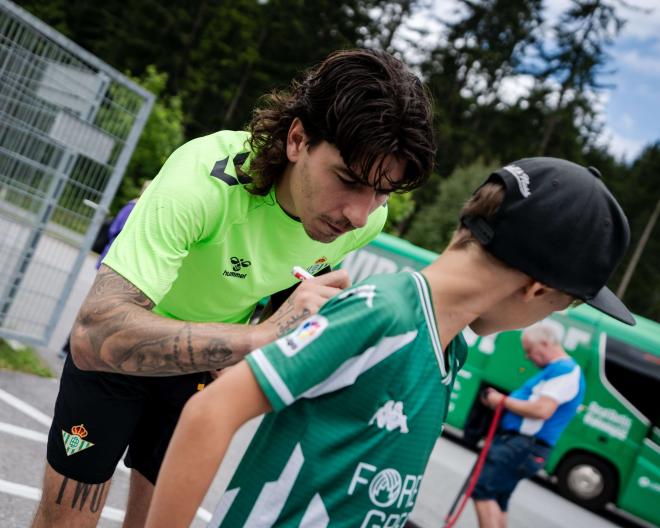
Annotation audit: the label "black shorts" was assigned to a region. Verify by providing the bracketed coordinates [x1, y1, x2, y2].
[47, 354, 212, 484]
[472, 433, 551, 511]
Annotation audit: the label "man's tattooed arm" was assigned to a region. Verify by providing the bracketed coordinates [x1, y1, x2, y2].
[71, 265, 349, 376]
[71, 266, 266, 376]
[264, 297, 312, 337]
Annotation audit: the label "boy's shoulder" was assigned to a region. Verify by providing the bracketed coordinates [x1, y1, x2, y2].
[342, 272, 418, 307]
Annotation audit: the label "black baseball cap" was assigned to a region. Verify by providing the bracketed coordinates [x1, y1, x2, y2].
[461, 157, 635, 325]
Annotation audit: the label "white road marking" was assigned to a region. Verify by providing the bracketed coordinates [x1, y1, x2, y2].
[0, 388, 213, 521]
[0, 388, 51, 427]
[0, 421, 48, 442]
[0, 478, 125, 522]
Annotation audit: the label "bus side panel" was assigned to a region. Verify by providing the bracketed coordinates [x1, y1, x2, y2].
[617, 440, 660, 526]
[446, 366, 482, 429]
[340, 233, 435, 282]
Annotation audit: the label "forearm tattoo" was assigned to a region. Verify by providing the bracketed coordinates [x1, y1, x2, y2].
[72, 267, 244, 375]
[267, 297, 311, 337]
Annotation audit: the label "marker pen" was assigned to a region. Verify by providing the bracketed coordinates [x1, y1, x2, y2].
[292, 266, 314, 281]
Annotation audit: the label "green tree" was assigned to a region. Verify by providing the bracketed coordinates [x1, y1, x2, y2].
[180, 0, 408, 137]
[532, 0, 624, 156]
[18, 0, 432, 138]
[112, 66, 184, 212]
[420, 0, 543, 178]
[383, 192, 416, 235]
[405, 160, 499, 252]
[606, 143, 660, 320]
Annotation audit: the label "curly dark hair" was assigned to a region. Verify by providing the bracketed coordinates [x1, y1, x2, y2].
[246, 48, 435, 195]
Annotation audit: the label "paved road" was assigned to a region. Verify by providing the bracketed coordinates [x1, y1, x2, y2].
[0, 367, 640, 528]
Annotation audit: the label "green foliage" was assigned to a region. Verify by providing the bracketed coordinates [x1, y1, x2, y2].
[0, 340, 53, 378]
[422, 0, 543, 178]
[406, 160, 500, 252]
[383, 192, 415, 234]
[531, 0, 624, 156]
[178, 0, 392, 136]
[111, 66, 184, 213]
[605, 143, 660, 320]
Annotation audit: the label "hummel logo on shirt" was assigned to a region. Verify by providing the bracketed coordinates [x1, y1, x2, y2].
[223, 256, 251, 279]
[369, 400, 409, 433]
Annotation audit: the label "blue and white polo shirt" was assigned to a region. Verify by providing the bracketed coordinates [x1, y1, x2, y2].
[500, 357, 585, 446]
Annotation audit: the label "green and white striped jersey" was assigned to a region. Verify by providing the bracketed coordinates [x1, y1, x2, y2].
[211, 271, 467, 527]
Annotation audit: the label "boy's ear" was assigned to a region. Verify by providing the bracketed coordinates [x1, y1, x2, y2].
[286, 118, 307, 162]
[521, 281, 551, 302]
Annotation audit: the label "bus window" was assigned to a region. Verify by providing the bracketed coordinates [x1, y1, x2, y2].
[604, 337, 660, 428]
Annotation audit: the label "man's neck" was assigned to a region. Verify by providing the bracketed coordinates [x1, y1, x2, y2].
[548, 351, 570, 363]
[274, 166, 298, 218]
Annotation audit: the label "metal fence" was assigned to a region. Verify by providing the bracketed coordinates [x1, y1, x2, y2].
[0, 0, 154, 346]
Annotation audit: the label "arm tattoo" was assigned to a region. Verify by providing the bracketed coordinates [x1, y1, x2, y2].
[72, 266, 252, 376]
[275, 308, 311, 337]
[265, 297, 312, 337]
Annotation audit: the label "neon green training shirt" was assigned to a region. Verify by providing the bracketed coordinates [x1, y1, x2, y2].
[103, 130, 387, 324]
[210, 272, 467, 526]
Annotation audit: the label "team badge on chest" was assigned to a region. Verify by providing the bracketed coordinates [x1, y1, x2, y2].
[306, 257, 328, 275]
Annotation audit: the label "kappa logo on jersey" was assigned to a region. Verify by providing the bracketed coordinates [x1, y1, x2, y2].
[369, 400, 409, 433]
[337, 284, 377, 308]
[276, 315, 328, 356]
[307, 256, 328, 275]
[223, 256, 251, 279]
[61, 424, 94, 456]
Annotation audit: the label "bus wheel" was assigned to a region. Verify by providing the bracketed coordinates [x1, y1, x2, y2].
[555, 453, 617, 510]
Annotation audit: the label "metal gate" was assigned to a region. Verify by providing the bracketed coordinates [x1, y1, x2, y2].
[0, 0, 154, 346]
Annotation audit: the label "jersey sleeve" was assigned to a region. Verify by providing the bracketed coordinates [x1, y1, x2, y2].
[246, 282, 415, 411]
[102, 142, 221, 304]
[539, 364, 582, 404]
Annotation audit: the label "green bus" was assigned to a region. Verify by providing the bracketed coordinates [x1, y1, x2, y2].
[341, 233, 660, 527]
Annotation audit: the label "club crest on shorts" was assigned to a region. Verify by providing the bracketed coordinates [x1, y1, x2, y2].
[61, 424, 94, 456]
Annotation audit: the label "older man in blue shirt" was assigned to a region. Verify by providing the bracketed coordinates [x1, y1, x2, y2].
[474, 322, 586, 528]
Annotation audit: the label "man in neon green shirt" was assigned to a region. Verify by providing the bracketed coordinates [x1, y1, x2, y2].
[33, 49, 436, 527]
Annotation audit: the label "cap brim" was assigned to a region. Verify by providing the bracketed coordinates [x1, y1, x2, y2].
[586, 286, 636, 326]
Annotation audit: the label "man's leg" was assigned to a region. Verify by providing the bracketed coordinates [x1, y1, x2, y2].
[119, 370, 212, 527]
[40, 354, 147, 527]
[474, 499, 504, 528]
[32, 463, 112, 528]
[122, 469, 154, 528]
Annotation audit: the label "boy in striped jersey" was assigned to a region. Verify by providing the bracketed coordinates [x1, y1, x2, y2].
[146, 157, 634, 527]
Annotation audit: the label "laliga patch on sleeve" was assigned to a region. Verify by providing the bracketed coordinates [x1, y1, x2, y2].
[276, 315, 328, 357]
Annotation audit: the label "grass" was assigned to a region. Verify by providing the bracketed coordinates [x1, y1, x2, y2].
[0, 339, 54, 378]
